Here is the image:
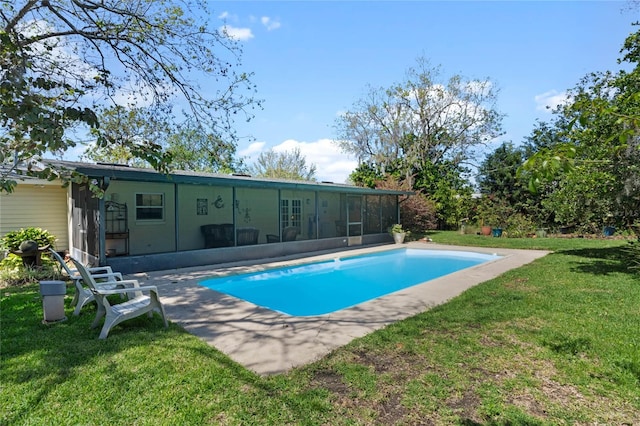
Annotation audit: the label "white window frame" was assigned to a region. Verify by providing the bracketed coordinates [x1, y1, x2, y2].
[135, 193, 164, 221]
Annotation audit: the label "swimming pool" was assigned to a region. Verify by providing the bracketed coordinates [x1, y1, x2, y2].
[199, 248, 500, 316]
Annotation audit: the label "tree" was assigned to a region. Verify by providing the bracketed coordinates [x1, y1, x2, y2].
[85, 108, 243, 173]
[1, 0, 260, 193]
[335, 56, 502, 228]
[248, 147, 317, 181]
[476, 142, 527, 206]
[83, 106, 172, 168]
[520, 25, 640, 228]
[335, 56, 504, 187]
[374, 175, 436, 233]
[166, 119, 243, 174]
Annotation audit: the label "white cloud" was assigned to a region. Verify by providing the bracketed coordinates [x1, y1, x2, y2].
[220, 25, 254, 41]
[242, 139, 357, 183]
[261, 16, 281, 31]
[239, 141, 267, 158]
[273, 138, 358, 183]
[535, 90, 571, 112]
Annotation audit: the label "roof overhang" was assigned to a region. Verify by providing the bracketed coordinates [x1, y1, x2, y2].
[44, 160, 413, 196]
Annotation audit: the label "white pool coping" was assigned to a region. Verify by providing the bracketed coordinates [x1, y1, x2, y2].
[129, 242, 550, 375]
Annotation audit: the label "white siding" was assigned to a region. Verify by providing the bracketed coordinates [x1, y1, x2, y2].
[0, 183, 69, 251]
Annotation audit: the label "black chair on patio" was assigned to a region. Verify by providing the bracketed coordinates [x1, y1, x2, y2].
[236, 227, 259, 246]
[266, 226, 298, 243]
[201, 224, 234, 248]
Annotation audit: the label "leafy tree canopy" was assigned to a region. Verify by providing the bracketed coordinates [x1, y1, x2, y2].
[1, 0, 260, 193]
[335, 55, 504, 187]
[519, 24, 640, 227]
[248, 147, 317, 181]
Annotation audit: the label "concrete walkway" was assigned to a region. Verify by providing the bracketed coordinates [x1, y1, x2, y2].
[129, 243, 550, 376]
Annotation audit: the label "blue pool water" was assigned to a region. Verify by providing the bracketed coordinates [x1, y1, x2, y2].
[199, 248, 500, 316]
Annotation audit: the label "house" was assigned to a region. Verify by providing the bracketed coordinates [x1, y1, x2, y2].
[0, 160, 409, 274]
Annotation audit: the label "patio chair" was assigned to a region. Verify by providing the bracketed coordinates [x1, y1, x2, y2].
[69, 257, 168, 339]
[201, 223, 234, 248]
[49, 248, 130, 316]
[236, 227, 259, 246]
[266, 226, 298, 243]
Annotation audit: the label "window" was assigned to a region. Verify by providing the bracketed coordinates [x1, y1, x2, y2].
[135, 193, 164, 220]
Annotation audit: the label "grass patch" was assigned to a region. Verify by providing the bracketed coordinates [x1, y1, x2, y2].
[2, 232, 640, 424]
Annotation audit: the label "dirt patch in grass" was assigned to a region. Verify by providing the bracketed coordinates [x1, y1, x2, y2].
[310, 369, 349, 395]
[308, 329, 640, 425]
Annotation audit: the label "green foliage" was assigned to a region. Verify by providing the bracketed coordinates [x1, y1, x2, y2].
[389, 224, 405, 234]
[0, 228, 57, 251]
[623, 239, 640, 271]
[0, 255, 61, 286]
[504, 213, 536, 238]
[477, 141, 532, 213]
[414, 161, 474, 229]
[248, 147, 317, 181]
[375, 175, 437, 232]
[541, 165, 617, 233]
[473, 195, 512, 228]
[349, 162, 386, 188]
[518, 143, 576, 193]
[517, 25, 640, 230]
[1, 1, 261, 193]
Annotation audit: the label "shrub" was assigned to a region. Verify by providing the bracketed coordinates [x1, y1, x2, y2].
[505, 213, 536, 238]
[1, 227, 57, 251]
[0, 228, 60, 287]
[0, 256, 61, 287]
[375, 176, 437, 233]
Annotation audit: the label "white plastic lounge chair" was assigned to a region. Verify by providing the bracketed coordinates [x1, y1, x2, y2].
[69, 257, 168, 339]
[49, 248, 129, 316]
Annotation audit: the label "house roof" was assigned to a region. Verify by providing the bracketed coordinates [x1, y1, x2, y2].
[44, 160, 412, 196]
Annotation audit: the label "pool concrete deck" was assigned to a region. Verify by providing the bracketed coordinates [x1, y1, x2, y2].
[129, 243, 550, 376]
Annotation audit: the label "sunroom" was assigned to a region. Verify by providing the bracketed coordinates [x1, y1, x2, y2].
[58, 161, 409, 274]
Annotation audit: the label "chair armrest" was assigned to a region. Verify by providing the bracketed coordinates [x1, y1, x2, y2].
[87, 266, 114, 274]
[94, 285, 158, 296]
[95, 279, 139, 288]
[90, 272, 123, 281]
[69, 266, 114, 274]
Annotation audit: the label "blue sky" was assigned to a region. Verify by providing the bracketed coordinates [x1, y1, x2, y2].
[209, 1, 636, 183]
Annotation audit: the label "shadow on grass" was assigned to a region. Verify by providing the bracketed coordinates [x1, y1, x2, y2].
[0, 284, 316, 425]
[557, 245, 637, 276]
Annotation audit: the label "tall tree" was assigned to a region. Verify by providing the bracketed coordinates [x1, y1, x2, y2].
[335, 56, 504, 187]
[520, 24, 640, 227]
[167, 118, 243, 173]
[1, 0, 260, 193]
[477, 142, 525, 201]
[336, 56, 499, 228]
[83, 106, 172, 167]
[248, 147, 317, 181]
[85, 108, 243, 173]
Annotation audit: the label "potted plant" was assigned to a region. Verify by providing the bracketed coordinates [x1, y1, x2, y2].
[389, 224, 407, 244]
[475, 196, 500, 236]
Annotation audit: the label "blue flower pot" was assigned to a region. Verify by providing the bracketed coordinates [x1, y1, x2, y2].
[603, 226, 616, 237]
[492, 228, 503, 238]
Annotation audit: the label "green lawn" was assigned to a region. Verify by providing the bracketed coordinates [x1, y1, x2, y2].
[2, 232, 639, 425]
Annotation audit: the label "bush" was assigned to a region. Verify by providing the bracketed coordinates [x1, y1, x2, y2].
[375, 176, 437, 233]
[505, 213, 536, 238]
[1, 227, 57, 251]
[0, 256, 61, 287]
[0, 228, 60, 287]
